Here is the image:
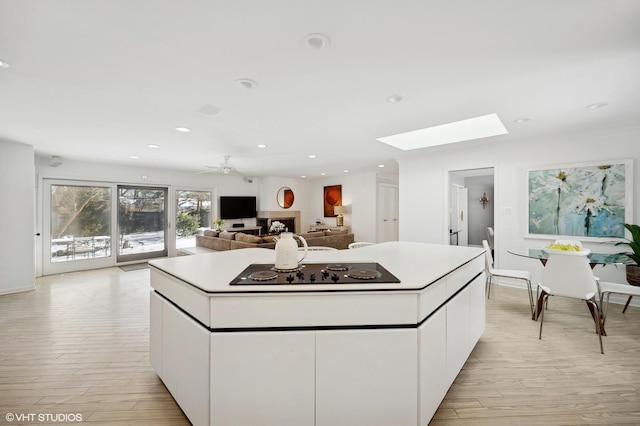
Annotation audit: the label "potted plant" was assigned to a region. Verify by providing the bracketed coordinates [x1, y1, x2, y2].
[616, 223, 640, 285]
[212, 218, 225, 231]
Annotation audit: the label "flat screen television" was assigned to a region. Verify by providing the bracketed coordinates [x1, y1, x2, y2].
[219, 196, 257, 220]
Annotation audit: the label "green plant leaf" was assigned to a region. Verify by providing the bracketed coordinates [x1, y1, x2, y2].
[616, 223, 640, 265]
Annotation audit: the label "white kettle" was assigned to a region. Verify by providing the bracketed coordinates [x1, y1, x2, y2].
[275, 232, 308, 270]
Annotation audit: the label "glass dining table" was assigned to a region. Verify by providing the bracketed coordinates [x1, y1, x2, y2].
[507, 247, 629, 267]
[507, 248, 630, 328]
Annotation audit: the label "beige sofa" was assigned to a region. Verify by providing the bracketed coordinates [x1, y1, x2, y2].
[196, 229, 354, 251]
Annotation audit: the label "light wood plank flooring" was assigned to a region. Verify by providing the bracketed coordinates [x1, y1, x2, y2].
[1, 267, 639, 425]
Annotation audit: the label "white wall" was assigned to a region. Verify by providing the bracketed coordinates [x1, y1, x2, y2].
[258, 176, 312, 230]
[309, 171, 394, 243]
[399, 124, 640, 287]
[0, 140, 35, 294]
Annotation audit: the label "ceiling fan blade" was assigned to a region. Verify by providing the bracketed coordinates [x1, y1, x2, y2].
[197, 155, 245, 175]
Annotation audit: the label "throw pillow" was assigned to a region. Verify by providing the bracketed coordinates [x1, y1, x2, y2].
[235, 233, 263, 244]
[219, 231, 237, 240]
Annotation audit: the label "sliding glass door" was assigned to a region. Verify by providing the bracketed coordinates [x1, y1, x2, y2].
[43, 180, 114, 275]
[117, 185, 168, 262]
[43, 180, 179, 274]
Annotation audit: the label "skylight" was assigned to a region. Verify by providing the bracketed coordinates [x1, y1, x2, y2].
[377, 113, 508, 150]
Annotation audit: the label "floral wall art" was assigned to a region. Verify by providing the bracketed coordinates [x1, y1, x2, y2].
[527, 160, 632, 239]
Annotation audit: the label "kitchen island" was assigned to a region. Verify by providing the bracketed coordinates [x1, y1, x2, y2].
[149, 241, 485, 426]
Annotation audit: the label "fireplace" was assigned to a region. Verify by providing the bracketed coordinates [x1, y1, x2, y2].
[257, 217, 296, 235]
[257, 210, 300, 234]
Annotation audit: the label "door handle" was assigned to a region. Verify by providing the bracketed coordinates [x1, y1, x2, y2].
[460, 211, 464, 221]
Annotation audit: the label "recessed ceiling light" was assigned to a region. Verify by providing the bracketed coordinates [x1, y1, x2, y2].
[0, 59, 9, 68]
[175, 126, 191, 132]
[378, 164, 385, 168]
[147, 144, 160, 149]
[386, 94, 404, 103]
[257, 144, 267, 148]
[301, 175, 306, 178]
[320, 172, 326, 176]
[235, 78, 257, 90]
[586, 102, 608, 110]
[129, 155, 139, 159]
[344, 170, 349, 173]
[302, 33, 331, 50]
[377, 113, 508, 151]
[514, 117, 531, 124]
[308, 154, 316, 158]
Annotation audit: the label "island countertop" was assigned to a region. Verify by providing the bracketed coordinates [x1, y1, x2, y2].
[149, 241, 487, 426]
[149, 241, 483, 293]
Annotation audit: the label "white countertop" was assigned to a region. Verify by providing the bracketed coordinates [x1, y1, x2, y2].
[150, 241, 484, 293]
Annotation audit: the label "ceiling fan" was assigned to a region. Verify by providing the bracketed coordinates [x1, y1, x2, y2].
[199, 155, 241, 175]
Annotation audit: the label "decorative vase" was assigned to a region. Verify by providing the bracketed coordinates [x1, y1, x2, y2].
[626, 264, 640, 286]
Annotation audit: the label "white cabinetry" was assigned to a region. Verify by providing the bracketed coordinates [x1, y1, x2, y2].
[151, 292, 210, 426]
[210, 331, 315, 426]
[446, 280, 471, 384]
[316, 329, 417, 426]
[469, 273, 486, 346]
[418, 307, 447, 425]
[446, 275, 484, 385]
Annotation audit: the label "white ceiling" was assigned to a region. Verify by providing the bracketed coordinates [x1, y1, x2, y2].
[1, 1, 639, 178]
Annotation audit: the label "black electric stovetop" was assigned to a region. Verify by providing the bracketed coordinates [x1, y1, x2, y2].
[229, 262, 401, 285]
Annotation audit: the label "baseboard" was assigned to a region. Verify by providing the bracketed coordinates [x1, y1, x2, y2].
[0, 284, 36, 296]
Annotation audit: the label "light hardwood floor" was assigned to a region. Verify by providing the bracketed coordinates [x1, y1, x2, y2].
[1, 267, 639, 425]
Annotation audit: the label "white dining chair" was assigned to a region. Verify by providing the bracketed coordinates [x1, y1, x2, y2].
[596, 280, 640, 326]
[537, 249, 604, 354]
[301, 246, 338, 251]
[482, 240, 535, 318]
[348, 242, 374, 249]
[485, 227, 494, 256]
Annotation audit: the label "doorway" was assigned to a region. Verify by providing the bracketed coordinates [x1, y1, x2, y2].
[117, 185, 168, 263]
[377, 183, 399, 243]
[448, 168, 495, 248]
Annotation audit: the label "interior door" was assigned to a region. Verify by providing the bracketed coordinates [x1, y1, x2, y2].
[377, 184, 399, 243]
[456, 187, 469, 246]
